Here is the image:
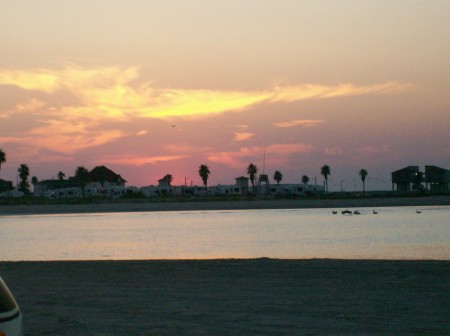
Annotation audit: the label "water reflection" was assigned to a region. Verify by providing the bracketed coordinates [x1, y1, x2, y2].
[0, 206, 449, 261]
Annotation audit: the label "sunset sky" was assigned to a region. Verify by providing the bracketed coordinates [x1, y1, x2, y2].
[1, 1, 449, 191]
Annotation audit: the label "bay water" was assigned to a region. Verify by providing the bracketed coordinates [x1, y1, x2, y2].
[0, 206, 449, 261]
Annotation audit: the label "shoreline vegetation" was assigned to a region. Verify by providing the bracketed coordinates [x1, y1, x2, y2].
[0, 194, 448, 216]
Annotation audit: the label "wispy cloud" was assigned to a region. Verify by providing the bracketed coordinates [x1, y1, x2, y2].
[234, 132, 255, 141]
[266, 144, 314, 155]
[136, 130, 148, 136]
[0, 65, 415, 154]
[359, 145, 392, 155]
[0, 65, 415, 121]
[208, 144, 314, 168]
[102, 154, 188, 166]
[270, 82, 415, 103]
[325, 147, 343, 156]
[273, 119, 324, 128]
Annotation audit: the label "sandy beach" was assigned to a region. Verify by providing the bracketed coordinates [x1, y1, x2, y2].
[1, 259, 449, 335]
[0, 195, 449, 216]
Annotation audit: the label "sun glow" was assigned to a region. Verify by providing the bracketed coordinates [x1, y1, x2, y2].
[0, 65, 416, 157]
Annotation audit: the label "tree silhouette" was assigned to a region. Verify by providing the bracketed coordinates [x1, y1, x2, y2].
[247, 163, 258, 186]
[198, 164, 210, 191]
[321, 164, 331, 192]
[57, 171, 65, 181]
[18, 164, 30, 194]
[359, 169, 368, 195]
[75, 166, 90, 197]
[0, 149, 6, 171]
[273, 170, 283, 184]
[301, 175, 309, 185]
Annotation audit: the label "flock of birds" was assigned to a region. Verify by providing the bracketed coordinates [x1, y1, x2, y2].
[332, 209, 422, 215]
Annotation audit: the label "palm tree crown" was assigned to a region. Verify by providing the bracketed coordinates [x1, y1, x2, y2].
[247, 163, 258, 186]
[0, 148, 6, 171]
[74, 166, 90, 197]
[57, 171, 65, 181]
[273, 170, 283, 184]
[321, 164, 331, 192]
[18, 163, 30, 194]
[301, 175, 309, 185]
[359, 169, 368, 194]
[198, 164, 210, 189]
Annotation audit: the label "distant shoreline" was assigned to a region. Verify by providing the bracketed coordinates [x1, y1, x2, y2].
[0, 195, 448, 216]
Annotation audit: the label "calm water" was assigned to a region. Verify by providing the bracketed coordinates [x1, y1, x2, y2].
[0, 206, 449, 261]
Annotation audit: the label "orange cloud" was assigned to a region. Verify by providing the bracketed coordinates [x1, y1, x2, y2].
[27, 118, 125, 154]
[273, 119, 325, 128]
[136, 130, 148, 136]
[102, 154, 188, 166]
[0, 66, 415, 122]
[0, 65, 415, 155]
[234, 132, 255, 141]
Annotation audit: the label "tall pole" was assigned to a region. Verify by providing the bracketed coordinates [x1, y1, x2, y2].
[263, 149, 266, 174]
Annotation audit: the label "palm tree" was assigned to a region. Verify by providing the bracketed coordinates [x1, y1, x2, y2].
[301, 175, 309, 185]
[0, 149, 6, 171]
[164, 174, 173, 186]
[198, 164, 210, 190]
[359, 169, 368, 195]
[273, 170, 283, 184]
[75, 166, 90, 197]
[321, 164, 331, 192]
[247, 163, 258, 187]
[57, 171, 65, 181]
[18, 164, 30, 194]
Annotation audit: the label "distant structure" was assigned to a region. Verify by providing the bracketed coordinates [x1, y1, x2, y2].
[235, 176, 249, 191]
[425, 165, 450, 193]
[33, 165, 127, 198]
[391, 165, 449, 194]
[257, 174, 270, 195]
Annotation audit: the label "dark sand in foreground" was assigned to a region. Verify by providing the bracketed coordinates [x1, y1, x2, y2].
[1, 259, 449, 335]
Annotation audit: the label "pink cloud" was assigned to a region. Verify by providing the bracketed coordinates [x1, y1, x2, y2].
[102, 154, 188, 166]
[208, 144, 314, 168]
[359, 145, 392, 155]
[266, 144, 314, 155]
[325, 147, 343, 156]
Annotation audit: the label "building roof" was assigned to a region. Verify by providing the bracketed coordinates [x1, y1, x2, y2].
[391, 166, 420, 174]
[391, 166, 423, 183]
[90, 166, 127, 183]
[425, 165, 450, 183]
